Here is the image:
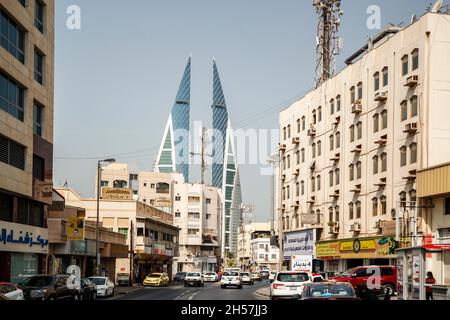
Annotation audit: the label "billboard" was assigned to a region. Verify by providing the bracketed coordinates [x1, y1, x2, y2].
[283, 229, 315, 260]
[291, 255, 313, 272]
[67, 217, 85, 241]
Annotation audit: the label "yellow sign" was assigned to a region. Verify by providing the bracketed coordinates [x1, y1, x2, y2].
[317, 242, 339, 257]
[340, 239, 376, 251]
[317, 237, 398, 259]
[102, 188, 133, 200]
[67, 217, 84, 241]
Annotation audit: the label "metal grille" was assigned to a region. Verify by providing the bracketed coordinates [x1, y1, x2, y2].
[0, 193, 13, 222]
[33, 154, 45, 181]
[0, 134, 26, 170]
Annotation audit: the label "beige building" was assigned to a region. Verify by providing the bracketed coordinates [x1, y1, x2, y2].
[278, 12, 450, 273]
[0, 0, 55, 283]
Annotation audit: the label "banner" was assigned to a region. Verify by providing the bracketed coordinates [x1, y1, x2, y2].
[283, 229, 315, 260]
[291, 255, 313, 272]
[316, 237, 398, 259]
[67, 217, 85, 241]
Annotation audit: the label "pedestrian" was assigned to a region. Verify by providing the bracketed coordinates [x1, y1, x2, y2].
[425, 271, 436, 300]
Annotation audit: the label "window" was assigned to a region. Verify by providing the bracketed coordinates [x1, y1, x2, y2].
[356, 161, 362, 180]
[301, 181, 305, 195]
[297, 119, 301, 133]
[318, 106, 322, 122]
[312, 110, 317, 125]
[373, 114, 379, 133]
[150, 183, 155, 188]
[35, 0, 44, 33]
[335, 169, 340, 185]
[296, 150, 300, 165]
[287, 125, 291, 139]
[175, 196, 181, 201]
[400, 146, 407, 167]
[188, 229, 199, 235]
[373, 156, 379, 174]
[18, 0, 27, 7]
[335, 132, 341, 149]
[350, 125, 355, 142]
[317, 140, 322, 156]
[283, 127, 286, 140]
[0, 10, 25, 63]
[206, 214, 211, 220]
[286, 216, 290, 230]
[32, 154, 44, 181]
[380, 196, 387, 215]
[329, 134, 334, 151]
[357, 122, 362, 140]
[444, 197, 450, 215]
[349, 164, 354, 181]
[336, 95, 341, 112]
[34, 49, 44, 84]
[357, 82, 363, 100]
[0, 135, 26, 170]
[301, 148, 305, 163]
[156, 182, 170, 194]
[296, 182, 300, 197]
[286, 185, 290, 200]
[282, 157, 286, 171]
[356, 201, 361, 219]
[412, 49, 419, 71]
[206, 198, 211, 204]
[330, 99, 335, 115]
[311, 177, 315, 192]
[374, 72, 380, 92]
[282, 187, 285, 201]
[410, 190, 417, 207]
[382, 67, 389, 87]
[335, 206, 340, 222]
[33, 102, 44, 136]
[350, 86, 356, 104]
[329, 171, 334, 187]
[137, 228, 144, 237]
[401, 100, 408, 121]
[302, 116, 306, 131]
[100, 181, 108, 187]
[400, 192, 407, 210]
[188, 212, 200, 219]
[410, 143, 417, 164]
[287, 155, 291, 169]
[372, 198, 378, 216]
[349, 203, 354, 220]
[411, 96, 418, 117]
[329, 207, 334, 223]
[381, 153, 387, 172]
[113, 180, 127, 188]
[118, 228, 129, 239]
[317, 175, 321, 191]
[402, 55, 409, 76]
[312, 143, 316, 158]
[381, 110, 388, 129]
[0, 72, 25, 121]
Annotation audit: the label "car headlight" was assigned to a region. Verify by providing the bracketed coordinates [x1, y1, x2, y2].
[31, 289, 47, 297]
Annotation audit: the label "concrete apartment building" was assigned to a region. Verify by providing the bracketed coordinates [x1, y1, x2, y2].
[0, 0, 54, 283]
[278, 12, 450, 273]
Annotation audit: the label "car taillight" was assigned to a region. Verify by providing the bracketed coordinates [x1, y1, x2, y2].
[272, 283, 284, 289]
[235, 277, 240, 280]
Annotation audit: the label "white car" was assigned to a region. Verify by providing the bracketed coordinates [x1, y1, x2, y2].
[270, 271, 311, 300]
[240, 272, 254, 285]
[184, 272, 204, 287]
[203, 272, 218, 282]
[269, 272, 277, 282]
[88, 277, 115, 297]
[221, 271, 243, 289]
[0, 283, 24, 300]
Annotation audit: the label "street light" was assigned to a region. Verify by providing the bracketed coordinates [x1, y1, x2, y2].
[96, 158, 116, 276]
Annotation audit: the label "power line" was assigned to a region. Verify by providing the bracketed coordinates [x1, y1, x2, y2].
[54, 146, 159, 160]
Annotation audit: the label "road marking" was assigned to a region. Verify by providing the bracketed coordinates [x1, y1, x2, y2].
[188, 291, 200, 300]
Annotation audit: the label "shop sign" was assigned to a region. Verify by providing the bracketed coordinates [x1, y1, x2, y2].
[291, 255, 313, 272]
[317, 242, 339, 258]
[0, 221, 49, 254]
[283, 229, 315, 260]
[67, 217, 85, 241]
[102, 188, 133, 200]
[152, 243, 166, 256]
[317, 237, 398, 259]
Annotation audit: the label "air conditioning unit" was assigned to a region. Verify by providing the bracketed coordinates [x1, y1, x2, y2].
[279, 144, 286, 152]
[350, 223, 361, 232]
[294, 168, 300, 176]
[291, 201, 300, 208]
[375, 135, 388, 146]
[329, 224, 339, 235]
[350, 184, 362, 193]
[374, 179, 387, 188]
[405, 75, 419, 87]
[375, 220, 382, 230]
[351, 104, 362, 114]
[327, 221, 337, 227]
[374, 91, 388, 102]
[331, 153, 340, 162]
[403, 123, 418, 134]
[351, 145, 362, 154]
[329, 190, 340, 199]
[292, 137, 300, 144]
[308, 127, 316, 136]
[333, 116, 341, 126]
[307, 196, 316, 204]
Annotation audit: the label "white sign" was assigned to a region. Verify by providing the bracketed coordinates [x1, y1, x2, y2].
[283, 229, 315, 260]
[0, 221, 49, 254]
[291, 255, 313, 272]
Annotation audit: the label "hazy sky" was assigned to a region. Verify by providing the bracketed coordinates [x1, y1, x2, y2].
[54, 0, 432, 222]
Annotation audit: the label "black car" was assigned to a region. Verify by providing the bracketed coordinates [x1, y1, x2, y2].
[76, 278, 97, 300]
[173, 272, 187, 283]
[19, 275, 76, 300]
[299, 282, 360, 300]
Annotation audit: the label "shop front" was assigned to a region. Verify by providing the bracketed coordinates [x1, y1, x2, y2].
[316, 236, 398, 274]
[283, 229, 320, 273]
[0, 221, 49, 283]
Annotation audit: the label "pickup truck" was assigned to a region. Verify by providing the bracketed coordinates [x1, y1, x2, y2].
[184, 272, 204, 287]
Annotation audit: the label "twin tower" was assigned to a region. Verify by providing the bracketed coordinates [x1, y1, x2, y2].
[154, 57, 242, 254]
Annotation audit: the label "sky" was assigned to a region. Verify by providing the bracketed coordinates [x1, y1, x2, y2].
[54, 0, 433, 222]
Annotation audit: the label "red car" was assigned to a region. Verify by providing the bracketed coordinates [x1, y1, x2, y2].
[329, 266, 397, 296]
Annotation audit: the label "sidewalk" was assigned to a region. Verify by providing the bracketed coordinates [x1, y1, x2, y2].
[256, 287, 271, 297]
[114, 284, 144, 296]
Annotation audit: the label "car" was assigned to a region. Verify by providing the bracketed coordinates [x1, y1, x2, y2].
[203, 272, 219, 282]
[20, 275, 76, 300]
[251, 272, 261, 281]
[221, 271, 242, 289]
[116, 273, 130, 287]
[269, 272, 277, 282]
[0, 293, 8, 300]
[240, 272, 254, 285]
[184, 272, 204, 287]
[88, 276, 115, 298]
[311, 274, 326, 283]
[329, 265, 397, 296]
[173, 272, 187, 283]
[260, 270, 270, 279]
[0, 282, 24, 300]
[143, 273, 170, 287]
[74, 278, 97, 300]
[299, 282, 360, 300]
[270, 271, 311, 300]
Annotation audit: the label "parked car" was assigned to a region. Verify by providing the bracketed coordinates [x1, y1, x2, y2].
[299, 282, 359, 300]
[88, 276, 115, 298]
[173, 272, 187, 283]
[270, 271, 311, 300]
[269, 272, 277, 282]
[251, 272, 262, 282]
[221, 271, 243, 289]
[76, 278, 97, 300]
[240, 272, 254, 285]
[116, 273, 130, 287]
[184, 272, 204, 287]
[0, 293, 8, 300]
[203, 272, 219, 282]
[20, 275, 76, 300]
[0, 282, 24, 300]
[143, 273, 170, 287]
[329, 265, 397, 296]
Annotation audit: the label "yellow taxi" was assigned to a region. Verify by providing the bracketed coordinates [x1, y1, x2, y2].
[143, 273, 170, 287]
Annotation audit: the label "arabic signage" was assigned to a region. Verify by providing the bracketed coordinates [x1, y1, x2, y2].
[102, 188, 133, 200]
[283, 229, 315, 260]
[67, 217, 85, 241]
[0, 221, 49, 254]
[152, 243, 166, 256]
[316, 237, 398, 259]
[291, 255, 313, 272]
[154, 197, 172, 207]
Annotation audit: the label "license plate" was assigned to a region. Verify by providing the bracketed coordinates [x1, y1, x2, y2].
[289, 287, 298, 291]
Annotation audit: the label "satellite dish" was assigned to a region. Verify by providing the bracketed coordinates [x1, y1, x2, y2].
[431, 0, 443, 13]
[411, 14, 418, 23]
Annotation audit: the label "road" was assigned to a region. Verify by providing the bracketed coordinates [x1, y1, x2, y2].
[110, 280, 270, 301]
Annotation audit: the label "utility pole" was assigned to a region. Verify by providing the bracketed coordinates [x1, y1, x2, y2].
[129, 219, 134, 286]
[191, 127, 211, 185]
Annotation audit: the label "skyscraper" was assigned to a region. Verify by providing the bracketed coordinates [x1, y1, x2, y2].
[155, 57, 191, 182]
[211, 60, 242, 256]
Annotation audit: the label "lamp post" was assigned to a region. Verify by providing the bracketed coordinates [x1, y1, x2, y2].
[96, 158, 116, 276]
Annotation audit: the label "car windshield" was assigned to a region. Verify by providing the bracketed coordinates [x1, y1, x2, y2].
[89, 278, 106, 285]
[277, 273, 309, 282]
[147, 274, 162, 278]
[20, 276, 54, 287]
[176, 272, 186, 276]
[205, 273, 215, 276]
[339, 268, 354, 277]
[223, 272, 239, 277]
[241, 273, 250, 276]
[308, 284, 354, 297]
[187, 273, 200, 277]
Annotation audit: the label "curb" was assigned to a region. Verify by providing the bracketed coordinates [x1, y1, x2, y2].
[255, 289, 271, 297]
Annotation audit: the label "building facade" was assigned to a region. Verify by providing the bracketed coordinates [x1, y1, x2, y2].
[0, 0, 55, 283]
[278, 13, 450, 273]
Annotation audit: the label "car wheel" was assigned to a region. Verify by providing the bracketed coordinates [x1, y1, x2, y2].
[48, 296, 56, 301]
[221, 285, 226, 289]
[383, 284, 395, 296]
[238, 285, 243, 289]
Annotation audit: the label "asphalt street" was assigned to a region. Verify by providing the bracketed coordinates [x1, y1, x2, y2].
[109, 280, 270, 301]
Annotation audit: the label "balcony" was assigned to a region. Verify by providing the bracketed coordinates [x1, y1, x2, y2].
[307, 127, 316, 137]
[292, 137, 300, 145]
[279, 144, 286, 152]
[374, 91, 388, 102]
[405, 75, 419, 87]
[351, 145, 362, 154]
[291, 201, 300, 208]
[350, 184, 362, 193]
[329, 190, 340, 199]
[374, 177, 387, 188]
[375, 135, 388, 146]
[351, 102, 362, 114]
[333, 116, 341, 126]
[402, 170, 417, 182]
[350, 222, 361, 232]
[403, 123, 418, 134]
[306, 196, 316, 204]
[330, 153, 340, 162]
[294, 168, 300, 177]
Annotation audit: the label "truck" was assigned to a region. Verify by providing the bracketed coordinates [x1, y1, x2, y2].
[115, 258, 131, 287]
